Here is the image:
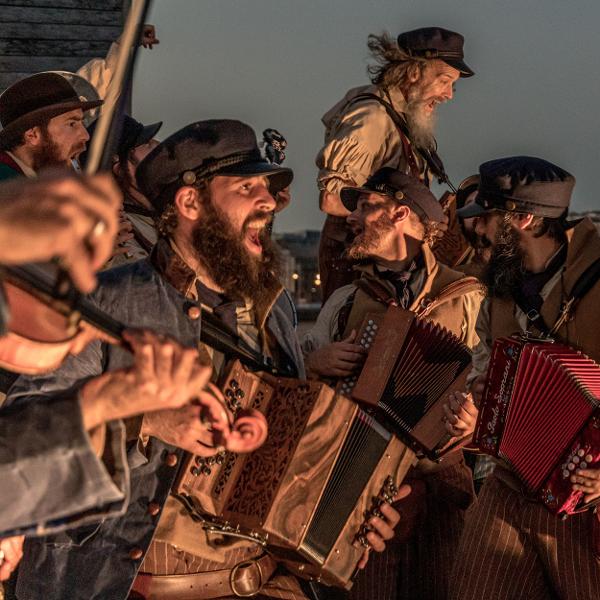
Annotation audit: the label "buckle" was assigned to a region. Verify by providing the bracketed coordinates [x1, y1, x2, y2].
[230, 558, 264, 597]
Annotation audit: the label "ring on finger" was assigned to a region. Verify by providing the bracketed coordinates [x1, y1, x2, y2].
[91, 219, 106, 237]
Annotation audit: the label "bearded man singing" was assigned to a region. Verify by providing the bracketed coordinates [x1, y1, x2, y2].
[303, 168, 482, 600]
[316, 26, 474, 300]
[12, 120, 398, 600]
[0, 73, 98, 180]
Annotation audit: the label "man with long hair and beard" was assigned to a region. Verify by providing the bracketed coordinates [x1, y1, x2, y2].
[316, 27, 475, 301]
[303, 168, 482, 600]
[448, 156, 600, 600]
[12, 120, 397, 600]
[0, 73, 99, 181]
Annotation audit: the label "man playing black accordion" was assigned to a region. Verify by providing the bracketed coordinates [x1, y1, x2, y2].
[449, 156, 600, 600]
[303, 167, 483, 600]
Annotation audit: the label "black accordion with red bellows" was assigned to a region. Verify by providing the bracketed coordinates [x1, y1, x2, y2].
[337, 305, 473, 460]
[474, 335, 600, 516]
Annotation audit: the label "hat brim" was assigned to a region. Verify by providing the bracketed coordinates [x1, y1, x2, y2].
[0, 98, 103, 143]
[136, 121, 163, 146]
[218, 161, 294, 196]
[443, 57, 475, 78]
[456, 198, 487, 219]
[340, 185, 372, 212]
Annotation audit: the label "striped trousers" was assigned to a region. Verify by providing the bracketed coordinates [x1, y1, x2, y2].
[448, 474, 600, 600]
[348, 460, 475, 600]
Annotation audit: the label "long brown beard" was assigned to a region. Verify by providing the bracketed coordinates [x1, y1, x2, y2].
[483, 217, 525, 299]
[346, 213, 395, 260]
[191, 202, 280, 305]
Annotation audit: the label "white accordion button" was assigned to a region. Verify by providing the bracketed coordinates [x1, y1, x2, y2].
[585, 454, 593, 462]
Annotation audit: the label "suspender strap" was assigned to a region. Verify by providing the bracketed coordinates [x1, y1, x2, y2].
[350, 93, 454, 189]
[550, 258, 600, 335]
[355, 275, 481, 317]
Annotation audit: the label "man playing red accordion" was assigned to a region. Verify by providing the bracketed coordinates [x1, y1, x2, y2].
[449, 156, 600, 600]
[303, 168, 483, 600]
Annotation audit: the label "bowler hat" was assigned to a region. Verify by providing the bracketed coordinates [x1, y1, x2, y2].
[341, 168, 445, 222]
[137, 119, 293, 214]
[0, 73, 103, 144]
[457, 156, 575, 219]
[397, 27, 474, 78]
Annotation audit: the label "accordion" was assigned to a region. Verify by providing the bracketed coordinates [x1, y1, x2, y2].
[175, 361, 415, 588]
[474, 335, 600, 516]
[337, 305, 472, 459]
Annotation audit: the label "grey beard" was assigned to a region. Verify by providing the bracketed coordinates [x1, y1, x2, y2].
[405, 102, 436, 151]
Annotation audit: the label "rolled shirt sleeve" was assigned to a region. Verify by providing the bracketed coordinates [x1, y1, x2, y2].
[76, 41, 120, 100]
[316, 99, 402, 195]
[0, 341, 129, 537]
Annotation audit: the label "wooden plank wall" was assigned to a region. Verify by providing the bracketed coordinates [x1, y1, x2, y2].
[0, 0, 128, 92]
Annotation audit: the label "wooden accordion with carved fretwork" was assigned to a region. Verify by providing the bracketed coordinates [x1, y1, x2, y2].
[337, 305, 473, 459]
[175, 361, 415, 589]
[474, 335, 600, 516]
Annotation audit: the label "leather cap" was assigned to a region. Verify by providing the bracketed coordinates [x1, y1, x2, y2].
[0, 73, 103, 144]
[136, 119, 293, 213]
[457, 156, 575, 219]
[341, 167, 445, 222]
[397, 27, 474, 77]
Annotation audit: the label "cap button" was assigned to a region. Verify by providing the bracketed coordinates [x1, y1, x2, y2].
[164, 452, 178, 467]
[505, 200, 516, 210]
[182, 170, 197, 185]
[394, 191, 404, 201]
[187, 306, 201, 320]
[129, 548, 144, 560]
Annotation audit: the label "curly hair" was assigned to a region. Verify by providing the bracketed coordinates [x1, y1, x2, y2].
[367, 32, 428, 90]
[154, 178, 212, 238]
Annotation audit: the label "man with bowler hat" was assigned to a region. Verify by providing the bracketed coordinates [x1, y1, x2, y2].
[11, 120, 400, 600]
[448, 156, 600, 600]
[0, 73, 101, 180]
[316, 26, 474, 301]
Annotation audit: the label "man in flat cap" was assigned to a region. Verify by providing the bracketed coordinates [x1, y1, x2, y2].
[448, 156, 600, 600]
[12, 120, 397, 600]
[0, 72, 101, 180]
[316, 26, 474, 301]
[82, 113, 163, 266]
[303, 168, 482, 600]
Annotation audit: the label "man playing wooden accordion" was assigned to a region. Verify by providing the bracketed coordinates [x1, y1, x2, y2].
[448, 156, 600, 599]
[303, 167, 483, 600]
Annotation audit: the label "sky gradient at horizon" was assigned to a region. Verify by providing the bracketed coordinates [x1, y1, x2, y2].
[134, 0, 600, 233]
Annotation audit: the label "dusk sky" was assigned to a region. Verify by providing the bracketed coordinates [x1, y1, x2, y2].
[134, 0, 600, 233]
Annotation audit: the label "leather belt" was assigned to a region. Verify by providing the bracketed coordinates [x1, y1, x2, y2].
[130, 553, 277, 599]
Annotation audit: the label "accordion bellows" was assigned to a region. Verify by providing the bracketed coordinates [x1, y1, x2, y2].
[475, 336, 600, 516]
[175, 361, 415, 588]
[339, 306, 472, 459]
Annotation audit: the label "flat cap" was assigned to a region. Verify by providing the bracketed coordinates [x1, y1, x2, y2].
[397, 27, 474, 77]
[136, 119, 293, 213]
[341, 167, 445, 222]
[457, 156, 575, 219]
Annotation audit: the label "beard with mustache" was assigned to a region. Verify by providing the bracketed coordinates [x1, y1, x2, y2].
[404, 86, 439, 151]
[31, 126, 84, 171]
[191, 200, 280, 305]
[346, 213, 395, 260]
[482, 216, 526, 299]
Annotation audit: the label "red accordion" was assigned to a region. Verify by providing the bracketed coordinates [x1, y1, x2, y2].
[474, 335, 600, 516]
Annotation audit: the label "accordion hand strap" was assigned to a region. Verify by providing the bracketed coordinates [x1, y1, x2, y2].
[417, 277, 482, 318]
